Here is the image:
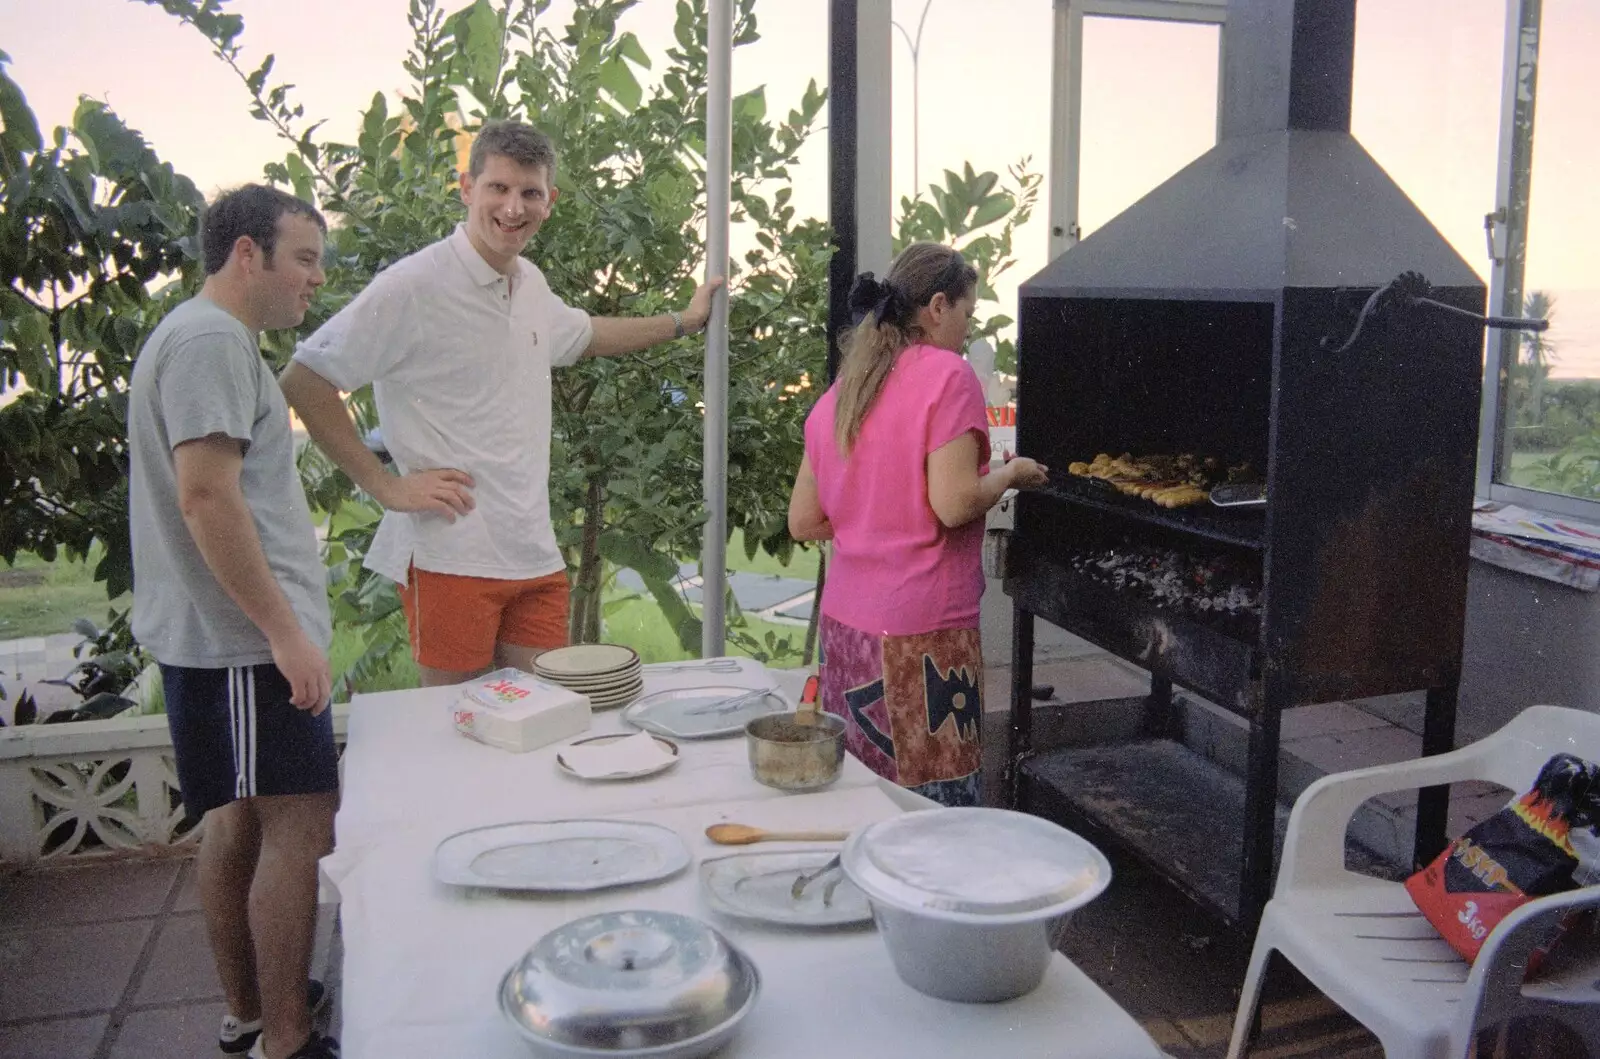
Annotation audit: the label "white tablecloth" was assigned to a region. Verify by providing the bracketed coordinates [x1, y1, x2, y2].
[325, 661, 1163, 1059]
[334, 661, 870, 851]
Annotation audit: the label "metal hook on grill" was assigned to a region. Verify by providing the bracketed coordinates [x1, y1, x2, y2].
[1321, 270, 1551, 354]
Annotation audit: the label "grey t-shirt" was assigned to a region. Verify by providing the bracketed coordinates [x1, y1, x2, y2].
[128, 297, 332, 668]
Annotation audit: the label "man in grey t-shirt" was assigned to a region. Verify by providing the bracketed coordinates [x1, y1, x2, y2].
[128, 185, 338, 1059]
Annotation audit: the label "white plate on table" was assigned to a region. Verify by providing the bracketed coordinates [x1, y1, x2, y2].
[434, 820, 689, 891]
[700, 850, 872, 928]
[620, 685, 788, 739]
[579, 680, 646, 710]
[555, 733, 680, 781]
[533, 644, 640, 678]
[546, 671, 642, 691]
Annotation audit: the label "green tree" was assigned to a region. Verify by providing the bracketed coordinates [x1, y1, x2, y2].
[0, 50, 205, 599]
[895, 158, 1041, 376]
[1522, 290, 1558, 417]
[1508, 289, 1558, 436]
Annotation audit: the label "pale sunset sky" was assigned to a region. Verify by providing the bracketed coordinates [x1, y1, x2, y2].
[2, 0, 1597, 374]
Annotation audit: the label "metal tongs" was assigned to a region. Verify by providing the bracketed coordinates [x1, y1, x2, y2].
[642, 659, 743, 674]
[681, 686, 775, 716]
[790, 854, 844, 906]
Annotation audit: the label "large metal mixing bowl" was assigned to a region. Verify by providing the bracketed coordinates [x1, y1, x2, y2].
[842, 807, 1112, 1003]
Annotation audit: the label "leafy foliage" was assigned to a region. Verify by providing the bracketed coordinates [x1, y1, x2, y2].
[1529, 432, 1600, 501]
[0, 50, 205, 597]
[895, 158, 1041, 375]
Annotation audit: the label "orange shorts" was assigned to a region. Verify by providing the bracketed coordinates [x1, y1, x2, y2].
[396, 565, 569, 673]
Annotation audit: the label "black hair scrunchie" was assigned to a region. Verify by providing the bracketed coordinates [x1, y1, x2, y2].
[848, 272, 911, 329]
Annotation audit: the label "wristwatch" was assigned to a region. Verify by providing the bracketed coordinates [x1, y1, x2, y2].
[670, 309, 685, 339]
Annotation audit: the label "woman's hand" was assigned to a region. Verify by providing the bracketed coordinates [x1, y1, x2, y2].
[1003, 457, 1049, 490]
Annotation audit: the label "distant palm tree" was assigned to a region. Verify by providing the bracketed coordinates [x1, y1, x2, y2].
[1521, 290, 1559, 425]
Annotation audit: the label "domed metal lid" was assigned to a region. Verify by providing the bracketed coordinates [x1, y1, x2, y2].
[842, 807, 1111, 917]
[499, 910, 759, 1053]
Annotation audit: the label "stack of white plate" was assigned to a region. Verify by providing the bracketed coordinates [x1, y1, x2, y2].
[533, 644, 643, 710]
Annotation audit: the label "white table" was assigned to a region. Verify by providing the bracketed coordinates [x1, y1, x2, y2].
[324, 663, 1164, 1059]
[333, 661, 877, 851]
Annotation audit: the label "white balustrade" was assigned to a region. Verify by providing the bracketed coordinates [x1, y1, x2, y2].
[0, 706, 349, 864]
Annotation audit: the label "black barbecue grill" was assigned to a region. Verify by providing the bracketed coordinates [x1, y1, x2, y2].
[1000, 0, 1531, 925]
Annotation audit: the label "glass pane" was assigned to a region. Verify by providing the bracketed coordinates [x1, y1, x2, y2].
[1496, 0, 1600, 503]
[1078, 16, 1220, 238]
[1351, 1, 1503, 281]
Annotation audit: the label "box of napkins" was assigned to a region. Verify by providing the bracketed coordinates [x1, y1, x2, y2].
[452, 668, 591, 752]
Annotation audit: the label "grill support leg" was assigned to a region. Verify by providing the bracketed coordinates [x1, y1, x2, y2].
[1414, 681, 1458, 866]
[1141, 673, 1177, 739]
[1240, 691, 1282, 926]
[1006, 603, 1036, 811]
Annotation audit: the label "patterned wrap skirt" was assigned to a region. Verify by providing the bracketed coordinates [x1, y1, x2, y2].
[817, 614, 984, 807]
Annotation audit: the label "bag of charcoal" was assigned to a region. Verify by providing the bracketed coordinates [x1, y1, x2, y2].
[1404, 752, 1600, 972]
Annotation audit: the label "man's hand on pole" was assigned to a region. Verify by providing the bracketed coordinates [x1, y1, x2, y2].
[683, 276, 727, 333]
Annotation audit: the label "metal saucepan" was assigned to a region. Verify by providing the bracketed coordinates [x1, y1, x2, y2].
[743, 681, 845, 791]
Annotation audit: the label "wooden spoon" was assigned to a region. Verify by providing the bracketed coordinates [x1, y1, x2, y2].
[704, 823, 849, 845]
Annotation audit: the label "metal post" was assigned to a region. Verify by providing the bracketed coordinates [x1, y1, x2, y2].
[1478, 0, 1542, 493]
[1240, 688, 1283, 926]
[1415, 682, 1460, 866]
[1047, 0, 1085, 261]
[826, 0, 860, 385]
[856, 0, 893, 279]
[827, 0, 892, 386]
[1005, 603, 1036, 810]
[891, 1, 935, 196]
[700, 0, 733, 659]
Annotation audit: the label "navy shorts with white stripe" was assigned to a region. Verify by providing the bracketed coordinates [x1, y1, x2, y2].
[161, 663, 339, 821]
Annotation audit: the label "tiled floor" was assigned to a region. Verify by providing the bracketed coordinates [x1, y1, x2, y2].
[0, 633, 86, 724]
[0, 633, 83, 684]
[0, 858, 338, 1059]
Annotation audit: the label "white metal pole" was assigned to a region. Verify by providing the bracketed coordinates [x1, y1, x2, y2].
[1047, 0, 1085, 261]
[701, 0, 733, 658]
[857, 0, 893, 277]
[1477, 0, 1541, 497]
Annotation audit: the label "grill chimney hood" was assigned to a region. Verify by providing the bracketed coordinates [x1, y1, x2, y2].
[1022, 0, 1481, 302]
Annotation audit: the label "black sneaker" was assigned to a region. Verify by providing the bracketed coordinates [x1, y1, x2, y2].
[285, 1035, 339, 1059]
[248, 1031, 338, 1059]
[219, 980, 328, 1053]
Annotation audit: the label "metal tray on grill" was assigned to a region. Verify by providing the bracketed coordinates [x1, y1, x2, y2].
[1209, 483, 1267, 509]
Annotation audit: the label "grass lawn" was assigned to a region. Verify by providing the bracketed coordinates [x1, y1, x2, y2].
[1505, 450, 1551, 490]
[602, 595, 806, 666]
[0, 550, 130, 641]
[725, 529, 820, 581]
[3, 529, 816, 701]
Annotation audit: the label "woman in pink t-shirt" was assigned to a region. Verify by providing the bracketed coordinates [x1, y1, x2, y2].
[787, 243, 1048, 806]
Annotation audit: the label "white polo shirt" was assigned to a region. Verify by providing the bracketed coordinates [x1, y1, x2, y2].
[293, 225, 594, 584]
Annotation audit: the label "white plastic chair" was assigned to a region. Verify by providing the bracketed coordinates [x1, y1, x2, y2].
[1226, 705, 1600, 1059]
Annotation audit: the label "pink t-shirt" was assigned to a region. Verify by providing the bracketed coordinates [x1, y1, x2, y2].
[804, 344, 991, 636]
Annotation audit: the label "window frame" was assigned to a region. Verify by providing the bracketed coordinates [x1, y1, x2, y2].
[1474, 0, 1599, 521]
[1047, 0, 1227, 262]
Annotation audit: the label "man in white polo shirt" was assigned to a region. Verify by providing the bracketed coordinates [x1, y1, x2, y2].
[281, 121, 719, 686]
